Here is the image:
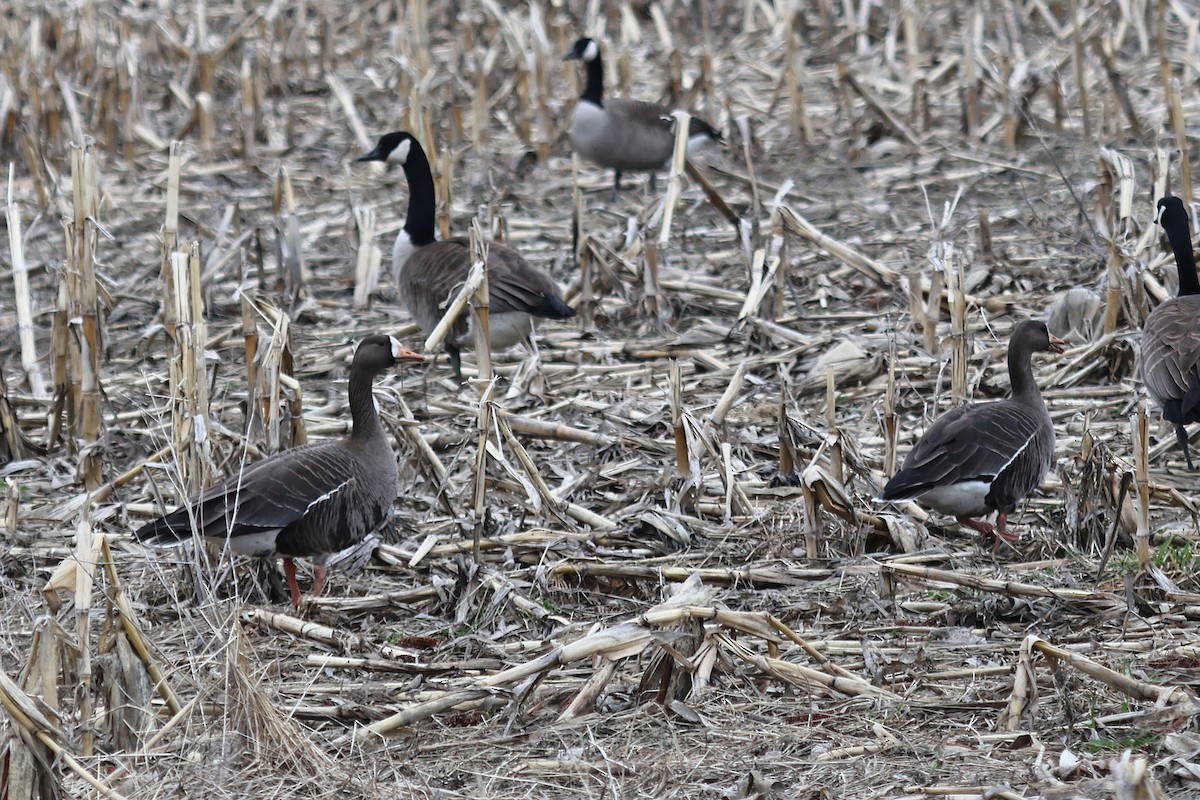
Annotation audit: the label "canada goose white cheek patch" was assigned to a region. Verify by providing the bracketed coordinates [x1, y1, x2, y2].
[391, 138, 412, 164]
[583, 39, 599, 61]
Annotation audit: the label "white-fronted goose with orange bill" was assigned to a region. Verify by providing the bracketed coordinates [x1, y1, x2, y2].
[563, 36, 722, 197]
[877, 321, 1064, 550]
[1142, 195, 1200, 470]
[356, 131, 575, 383]
[136, 335, 423, 606]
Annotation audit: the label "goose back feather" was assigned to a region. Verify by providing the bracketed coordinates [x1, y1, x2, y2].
[399, 237, 575, 351]
[879, 400, 1053, 516]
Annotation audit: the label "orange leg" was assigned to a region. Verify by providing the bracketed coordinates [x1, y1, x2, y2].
[956, 514, 1018, 554]
[994, 512, 1019, 541]
[992, 512, 1020, 551]
[282, 558, 303, 608]
[312, 564, 327, 598]
[956, 515, 995, 537]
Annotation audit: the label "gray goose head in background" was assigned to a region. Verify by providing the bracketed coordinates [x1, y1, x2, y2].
[563, 36, 723, 198]
[357, 131, 576, 383]
[877, 321, 1065, 551]
[1141, 195, 1200, 470]
[136, 335, 424, 607]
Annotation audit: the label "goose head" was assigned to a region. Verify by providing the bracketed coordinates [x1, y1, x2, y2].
[563, 37, 600, 63]
[357, 131, 416, 166]
[354, 334, 424, 373]
[1013, 320, 1066, 356]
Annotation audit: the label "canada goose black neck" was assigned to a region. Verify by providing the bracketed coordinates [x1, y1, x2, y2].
[397, 140, 437, 248]
[565, 37, 605, 106]
[580, 47, 604, 105]
[1158, 196, 1200, 296]
[358, 132, 437, 247]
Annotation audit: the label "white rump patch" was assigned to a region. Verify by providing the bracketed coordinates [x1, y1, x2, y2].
[918, 481, 991, 517]
[224, 528, 283, 557]
[686, 133, 716, 155]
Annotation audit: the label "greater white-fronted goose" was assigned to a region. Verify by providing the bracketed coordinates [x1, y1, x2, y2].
[877, 321, 1065, 549]
[563, 36, 722, 197]
[136, 335, 424, 606]
[1142, 195, 1200, 470]
[357, 131, 575, 383]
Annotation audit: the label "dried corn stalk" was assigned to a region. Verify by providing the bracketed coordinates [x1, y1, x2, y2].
[7, 168, 48, 398]
[64, 140, 104, 490]
[469, 219, 492, 382]
[352, 205, 381, 308]
[167, 244, 211, 494]
[272, 166, 305, 305]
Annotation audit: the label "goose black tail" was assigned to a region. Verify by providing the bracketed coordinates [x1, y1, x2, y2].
[531, 294, 576, 320]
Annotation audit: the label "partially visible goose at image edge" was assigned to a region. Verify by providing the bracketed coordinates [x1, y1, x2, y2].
[1141, 195, 1200, 470]
[357, 131, 576, 383]
[563, 36, 723, 198]
[136, 335, 424, 607]
[877, 321, 1065, 551]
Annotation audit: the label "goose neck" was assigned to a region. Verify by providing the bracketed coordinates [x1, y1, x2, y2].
[1164, 212, 1200, 296]
[1007, 342, 1043, 408]
[580, 53, 604, 105]
[348, 368, 385, 442]
[400, 142, 437, 247]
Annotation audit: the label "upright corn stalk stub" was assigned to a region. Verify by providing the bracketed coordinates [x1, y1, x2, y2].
[469, 219, 492, 383]
[65, 141, 104, 490]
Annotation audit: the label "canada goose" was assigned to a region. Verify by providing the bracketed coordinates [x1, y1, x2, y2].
[877, 321, 1064, 550]
[563, 36, 722, 197]
[1142, 195, 1200, 470]
[136, 336, 424, 607]
[357, 131, 575, 382]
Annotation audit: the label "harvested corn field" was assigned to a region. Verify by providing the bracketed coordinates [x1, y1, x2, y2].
[1, 1, 1199, 798]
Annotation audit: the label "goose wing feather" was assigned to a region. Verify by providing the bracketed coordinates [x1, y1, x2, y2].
[605, 98, 720, 139]
[596, 99, 677, 169]
[135, 442, 385, 558]
[605, 97, 675, 130]
[1141, 296, 1200, 422]
[880, 401, 1047, 501]
[404, 238, 573, 320]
